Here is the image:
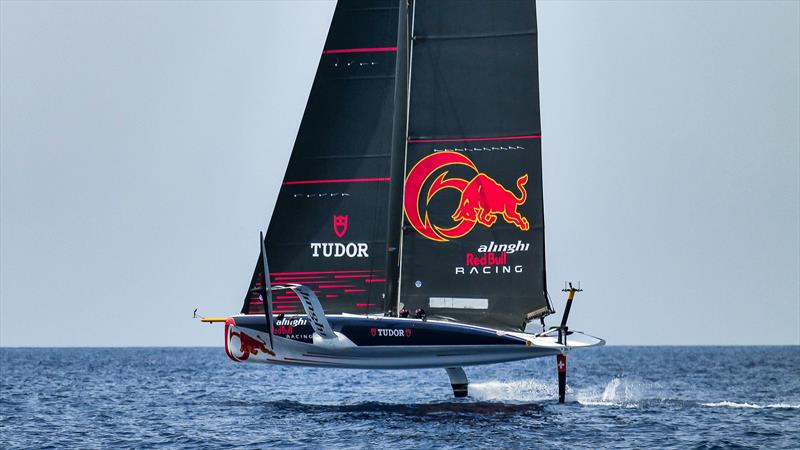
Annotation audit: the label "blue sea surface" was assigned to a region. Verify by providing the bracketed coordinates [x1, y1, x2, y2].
[1, 346, 798, 449]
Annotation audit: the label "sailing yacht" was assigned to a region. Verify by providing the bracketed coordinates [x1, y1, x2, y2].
[200, 0, 603, 400]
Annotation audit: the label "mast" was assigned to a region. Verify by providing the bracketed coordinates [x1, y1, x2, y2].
[382, 0, 410, 315]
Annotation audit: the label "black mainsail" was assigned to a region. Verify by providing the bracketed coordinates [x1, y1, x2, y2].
[398, 0, 552, 330]
[245, 0, 552, 331]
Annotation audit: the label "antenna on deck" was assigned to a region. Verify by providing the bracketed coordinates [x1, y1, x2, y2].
[558, 281, 582, 345]
[555, 281, 582, 404]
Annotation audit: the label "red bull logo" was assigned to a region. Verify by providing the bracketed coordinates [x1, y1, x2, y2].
[228, 328, 275, 361]
[403, 152, 530, 242]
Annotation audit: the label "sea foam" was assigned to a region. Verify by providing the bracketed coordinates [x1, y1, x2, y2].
[701, 401, 800, 409]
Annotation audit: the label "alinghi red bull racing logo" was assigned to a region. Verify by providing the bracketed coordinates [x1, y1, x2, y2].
[404, 152, 530, 242]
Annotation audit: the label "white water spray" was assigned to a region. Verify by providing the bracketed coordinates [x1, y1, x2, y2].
[576, 376, 648, 407]
[469, 379, 559, 402]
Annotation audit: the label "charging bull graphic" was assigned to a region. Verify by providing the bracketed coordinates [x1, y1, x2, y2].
[404, 152, 530, 242]
[229, 329, 276, 360]
[452, 173, 529, 231]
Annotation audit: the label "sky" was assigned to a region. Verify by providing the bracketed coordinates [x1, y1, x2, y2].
[1, 0, 798, 347]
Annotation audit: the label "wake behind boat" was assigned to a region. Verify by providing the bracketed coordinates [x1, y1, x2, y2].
[200, 0, 603, 400]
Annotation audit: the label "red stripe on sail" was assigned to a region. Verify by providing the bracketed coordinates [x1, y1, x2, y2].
[273, 276, 326, 281]
[356, 303, 377, 307]
[275, 281, 352, 287]
[407, 134, 541, 144]
[270, 270, 375, 276]
[322, 47, 397, 54]
[283, 178, 391, 185]
[364, 279, 385, 283]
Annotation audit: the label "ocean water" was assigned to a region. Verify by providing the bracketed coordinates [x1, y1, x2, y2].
[1, 346, 798, 449]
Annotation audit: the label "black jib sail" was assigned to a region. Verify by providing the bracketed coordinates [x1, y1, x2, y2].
[242, 0, 407, 316]
[398, 0, 552, 330]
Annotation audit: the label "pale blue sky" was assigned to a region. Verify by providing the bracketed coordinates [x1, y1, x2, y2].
[1, 1, 798, 346]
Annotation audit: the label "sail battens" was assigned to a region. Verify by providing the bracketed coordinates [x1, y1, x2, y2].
[413, 30, 536, 42]
[338, 6, 399, 13]
[408, 134, 541, 144]
[324, 75, 396, 81]
[323, 47, 398, 54]
[270, 270, 375, 276]
[297, 154, 392, 161]
[264, 238, 386, 246]
[282, 177, 391, 186]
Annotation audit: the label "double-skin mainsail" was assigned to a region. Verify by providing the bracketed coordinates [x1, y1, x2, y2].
[242, 0, 552, 332]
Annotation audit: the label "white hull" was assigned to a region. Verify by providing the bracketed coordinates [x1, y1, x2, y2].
[224, 315, 604, 369]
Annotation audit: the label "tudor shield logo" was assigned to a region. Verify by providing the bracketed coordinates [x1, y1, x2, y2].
[333, 215, 348, 238]
[311, 214, 368, 257]
[403, 152, 530, 242]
